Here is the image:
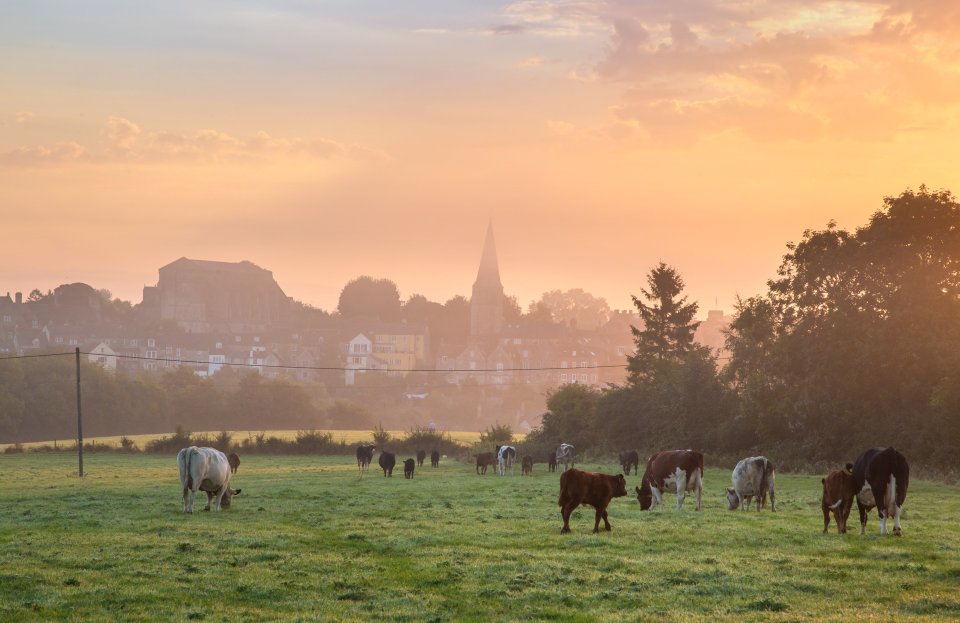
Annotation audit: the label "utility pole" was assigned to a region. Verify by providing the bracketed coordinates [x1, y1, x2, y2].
[76, 347, 84, 477]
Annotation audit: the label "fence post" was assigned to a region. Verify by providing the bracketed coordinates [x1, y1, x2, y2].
[76, 347, 84, 477]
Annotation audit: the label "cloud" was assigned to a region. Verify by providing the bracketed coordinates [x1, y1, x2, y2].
[503, 0, 960, 143]
[15, 112, 35, 124]
[0, 118, 380, 168]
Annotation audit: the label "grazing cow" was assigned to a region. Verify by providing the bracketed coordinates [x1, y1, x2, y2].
[726, 456, 777, 512]
[522, 455, 533, 476]
[430, 450, 440, 468]
[619, 450, 639, 476]
[228, 452, 240, 475]
[379, 451, 396, 477]
[496, 445, 517, 476]
[635, 449, 704, 511]
[558, 469, 628, 534]
[356, 444, 376, 472]
[177, 446, 241, 513]
[852, 447, 909, 536]
[556, 443, 575, 471]
[822, 463, 856, 534]
[404, 458, 416, 479]
[416, 450, 426, 467]
[548, 455, 557, 472]
[475, 452, 495, 475]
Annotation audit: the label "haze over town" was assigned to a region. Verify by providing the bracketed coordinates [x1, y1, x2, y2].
[5, 1, 960, 313]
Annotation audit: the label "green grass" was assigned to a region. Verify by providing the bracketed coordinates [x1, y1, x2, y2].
[1, 453, 957, 622]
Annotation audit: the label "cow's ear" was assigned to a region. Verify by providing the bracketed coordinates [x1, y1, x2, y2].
[635, 486, 641, 494]
[726, 487, 734, 495]
[618, 474, 625, 483]
[821, 478, 826, 485]
[232, 489, 242, 496]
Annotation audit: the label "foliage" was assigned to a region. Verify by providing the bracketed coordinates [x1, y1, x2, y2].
[479, 422, 513, 445]
[536, 288, 612, 330]
[337, 275, 402, 321]
[627, 262, 701, 382]
[371, 423, 392, 446]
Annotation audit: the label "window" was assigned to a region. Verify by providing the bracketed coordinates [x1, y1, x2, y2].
[617, 346, 625, 356]
[254, 336, 260, 343]
[55, 336, 64, 344]
[581, 373, 588, 382]
[146, 350, 157, 359]
[496, 363, 504, 372]
[561, 373, 567, 382]
[147, 338, 155, 347]
[561, 361, 567, 369]
[215, 342, 222, 349]
[98, 356, 107, 365]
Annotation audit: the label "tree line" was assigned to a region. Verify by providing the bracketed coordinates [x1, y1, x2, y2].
[527, 187, 960, 472]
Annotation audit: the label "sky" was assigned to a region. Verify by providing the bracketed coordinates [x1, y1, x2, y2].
[3, 0, 960, 316]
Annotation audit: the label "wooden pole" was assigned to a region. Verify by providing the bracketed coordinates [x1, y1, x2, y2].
[76, 347, 84, 477]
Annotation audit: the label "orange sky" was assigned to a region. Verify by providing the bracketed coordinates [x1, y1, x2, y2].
[3, 1, 960, 315]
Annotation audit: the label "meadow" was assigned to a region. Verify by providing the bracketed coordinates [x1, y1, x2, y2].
[0, 453, 958, 622]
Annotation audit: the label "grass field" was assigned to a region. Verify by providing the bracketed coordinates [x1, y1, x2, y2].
[1, 453, 958, 622]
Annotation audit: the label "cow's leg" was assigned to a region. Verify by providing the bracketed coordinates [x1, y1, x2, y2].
[769, 488, 777, 513]
[560, 504, 574, 534]
[204, 490, 214, 511]
[822, 503, 830, 533]
[870, 482, 888, 535]
[182, 486, 190, 513]
[651, 486, 663, 510]
[601, 508, 611, 531]
[188, 487, 197, 514]
[593, 507, 603, 533]
[856, 498, 868, 535]
[739, 492, 747, 512]
[213, 488, 226, 512]
[892, 503, 902, 536]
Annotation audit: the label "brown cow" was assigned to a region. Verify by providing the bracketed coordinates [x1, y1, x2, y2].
[521, 455, 533, 476]
[228, 452, 240, 475]
[416, 450, 426, 467]
[635, 449, 704, 511]
[475, 452, 495, 475]
[822, 463, 855, 534]
[619, 450, 639, 476]
[558, 469, 628, 534]
[548, 455, 557, 472]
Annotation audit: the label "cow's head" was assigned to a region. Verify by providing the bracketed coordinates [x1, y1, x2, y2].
[726, 487, 741, 510]
[220, 488, 242, 509]
[613, 474, 628, 498]
[635, 484, 653, 510]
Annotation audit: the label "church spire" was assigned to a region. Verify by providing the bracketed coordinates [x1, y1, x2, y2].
[470, 220, 504, 337]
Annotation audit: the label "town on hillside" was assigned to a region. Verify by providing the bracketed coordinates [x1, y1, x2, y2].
[1, 225, 731, 432]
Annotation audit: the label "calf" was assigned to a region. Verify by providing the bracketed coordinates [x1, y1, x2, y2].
[177, 446, 241, 513]
[635, 449, 703, 511]
[404, 458, 415, 479]
[556, 443, 574, 471]
[619, 450, 639, 476]
[496, 445, 517, 476]
[416, 450, 426, 467]
[379, 451, 396, 477]
[476, 452, 495, 475]
[430, 450, 440, 468]
[822, 464, 855, 534]
[228, 452, 240, 475]
[852, 447, 909, 536]
[521, 455, 533, 476]
[558, 469, 628, 533]
[548, 455, 557, 472]
[726, 456, 776, 512]
[356, 444, 376, 472]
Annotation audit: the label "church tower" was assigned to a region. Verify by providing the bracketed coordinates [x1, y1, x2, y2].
[470, 221, 504, 337]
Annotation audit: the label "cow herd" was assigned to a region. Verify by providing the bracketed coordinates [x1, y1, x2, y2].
[176, 441, 911, 540]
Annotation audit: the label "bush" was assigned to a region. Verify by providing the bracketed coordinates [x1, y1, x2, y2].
[372, 423, 392, 446]
[480, 423, 513, 445]
[145, 425, 193, 454]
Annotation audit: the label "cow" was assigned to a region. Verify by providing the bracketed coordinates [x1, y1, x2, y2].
[416, 450, 426, 468]
[635, 449, 703, 511]
[476, 452, 495, 475]
[496, 445, 517, 476]
[556, 443, 574, 471]
[177, 446, 241, 513]
[404, 458, 415, 479]
[430, 450, 440, 468]
[356, 444, 376, 472]
[852, 447, 909, 536]
[521, 455, 533, 476]
[558, 468, 628, 534]
[548, 455, 557, 472]
[619, 450, 639, 476]
[379, 451, 396, 477]
[822, 463, 856, 534]
[726, 456, 776, 512]
[228, 452, 240, 475]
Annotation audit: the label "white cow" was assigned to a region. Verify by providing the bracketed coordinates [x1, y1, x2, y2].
[496, 445, 516, 476]
[556, 443, 575, 471]
[177, 446, 241, 513]
[726, 456, 776, 512]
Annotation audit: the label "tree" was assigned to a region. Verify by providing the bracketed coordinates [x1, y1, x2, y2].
[337, 276, 402, 321]
[536, 289, 611, 330]
[627, 262, 700, 382]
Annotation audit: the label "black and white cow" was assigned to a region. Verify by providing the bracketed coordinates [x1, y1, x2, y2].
[556, 443, 574, 471]
[852, 447, 909, 536]
[356, 444, 376, 472]
[726, 456, 776, 512]
[635, 449, 703, 511]
[496, 445, 517, 476]
[177, 446, 241, 513]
